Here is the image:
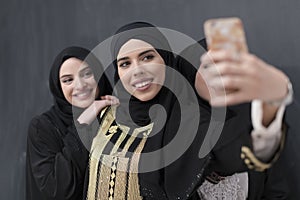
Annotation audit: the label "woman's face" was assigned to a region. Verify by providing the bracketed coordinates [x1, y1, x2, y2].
[117, 39, 165, 101]
[59, 57, 99, 108]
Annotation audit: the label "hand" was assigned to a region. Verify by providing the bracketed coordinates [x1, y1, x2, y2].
[196, 50, 289, 107]
[77, 95, 120, 125]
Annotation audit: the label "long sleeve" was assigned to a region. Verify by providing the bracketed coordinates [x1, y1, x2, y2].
[251, 100, 286, 161]
[26, 115, 89, 200]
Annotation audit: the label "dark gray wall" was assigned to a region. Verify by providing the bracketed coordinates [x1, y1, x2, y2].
[1, 0, 299, 199]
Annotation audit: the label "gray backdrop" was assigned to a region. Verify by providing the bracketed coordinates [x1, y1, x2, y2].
[1, 0, 299, 199]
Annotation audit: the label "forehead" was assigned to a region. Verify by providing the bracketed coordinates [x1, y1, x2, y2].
[60, 57, 88, 74]
[117, 39, 155, 59]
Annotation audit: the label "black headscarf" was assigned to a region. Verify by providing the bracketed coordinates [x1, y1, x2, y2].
[47, 46, 112, 132]
[111, 22, 210, 199]
[111, 22, 175, 127]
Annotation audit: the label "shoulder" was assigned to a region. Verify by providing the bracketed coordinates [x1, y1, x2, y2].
[27, 112, 61, 144]
[28, 113, 54, 132]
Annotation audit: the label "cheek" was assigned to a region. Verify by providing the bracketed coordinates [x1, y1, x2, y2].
[154, 66, 166, 85]
[94, 87, 100, 98]
[61, 85, 72, 103]
[88, 77, 98, 89]
[118, 70, 132, 88]
[87, 78, 100, 98]
[118, 69, 127, 81]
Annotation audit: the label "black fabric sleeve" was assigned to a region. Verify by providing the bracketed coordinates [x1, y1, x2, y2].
[27, 116, 89, 199]
[73, 117, 100, 151]
[261, 163, 290, 200]
[247, 161, 290, 200]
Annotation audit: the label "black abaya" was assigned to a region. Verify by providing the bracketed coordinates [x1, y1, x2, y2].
[26, 46, 111, 200]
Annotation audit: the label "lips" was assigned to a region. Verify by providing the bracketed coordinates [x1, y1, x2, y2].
[73, 89, 93, 100]
[132, 78, 153, 90]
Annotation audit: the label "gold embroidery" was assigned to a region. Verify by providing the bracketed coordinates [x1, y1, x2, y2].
[127, 137, 147, 199]
[114, 157, 129, 200]
[111, 130, 128, 155]
[108, 125, 118, 135]
[122, 123, 153, 154]
[107, 157, 118, 199]
[86, 156, 99, 200]
[241, 123, 287, 172]
[98, 156, 113, 200]
[88, 107, 153, 199]
[88, 107, 114, 200]
[241, 146, 271, 172]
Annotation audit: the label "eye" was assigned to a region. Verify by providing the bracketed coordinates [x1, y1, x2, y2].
[118, 61, 130, 68]
[80, 68, 94, 79]
[83, 69, 93, 78]
[142, 54, 154, 61]
[61, 78, 73, 85]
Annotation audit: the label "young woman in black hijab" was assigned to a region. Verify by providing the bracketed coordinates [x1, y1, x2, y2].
[85, 22, 215, 200]
[26, 46, 118, 200]
[86, 22, 291, 200]
[86, 21, 260, 200]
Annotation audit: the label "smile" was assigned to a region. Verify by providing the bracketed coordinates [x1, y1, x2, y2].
[132, 79, 152, 89]
[73, 89, 93, 99]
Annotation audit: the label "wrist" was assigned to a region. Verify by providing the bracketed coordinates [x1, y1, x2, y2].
[266, 79, 293, 107]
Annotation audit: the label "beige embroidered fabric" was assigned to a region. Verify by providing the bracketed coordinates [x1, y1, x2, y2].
[87, 106, 153, 200]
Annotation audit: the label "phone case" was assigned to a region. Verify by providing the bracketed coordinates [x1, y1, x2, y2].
[204, 17, 248, 53]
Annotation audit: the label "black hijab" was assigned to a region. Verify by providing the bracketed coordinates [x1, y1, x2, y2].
[111, 22, 210, 199]
[111, 22, 176, 127]
[47, 46, 112, 132]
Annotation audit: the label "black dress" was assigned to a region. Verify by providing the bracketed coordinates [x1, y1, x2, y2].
[26, 111, 89, 200]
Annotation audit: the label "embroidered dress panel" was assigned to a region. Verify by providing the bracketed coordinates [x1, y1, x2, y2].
[87, 106, 153, 200]
[198, 172, 248, 200]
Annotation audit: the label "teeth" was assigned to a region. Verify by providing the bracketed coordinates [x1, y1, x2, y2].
[134, 80, 151, 88]
[75, 91, 89, 97]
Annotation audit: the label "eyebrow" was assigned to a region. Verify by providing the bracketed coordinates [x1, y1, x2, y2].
[117, 49, 155, 64]
[59, 66, 90, 79]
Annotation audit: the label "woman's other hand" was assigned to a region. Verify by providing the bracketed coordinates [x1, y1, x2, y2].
[77, 95, 120, 125]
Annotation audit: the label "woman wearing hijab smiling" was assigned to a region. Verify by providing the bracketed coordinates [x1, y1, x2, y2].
[86, 22, 291, 200]
[26, 46, 119, 200]
[86, 22, 259, 200]
[85, 22, 214, 200]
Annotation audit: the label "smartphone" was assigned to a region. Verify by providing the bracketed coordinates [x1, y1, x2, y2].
[204, 17, 248, 53]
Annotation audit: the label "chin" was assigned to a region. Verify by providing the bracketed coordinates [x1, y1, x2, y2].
[134, 94, 155, 102]
[73, 100, 93, 109]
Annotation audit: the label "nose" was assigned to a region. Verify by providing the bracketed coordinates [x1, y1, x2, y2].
[132, 61, 145, 77]
[74, 77, 87, 90]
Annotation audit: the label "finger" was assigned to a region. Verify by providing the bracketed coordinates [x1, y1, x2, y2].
[209, 75, 242, 91]
[105, 98, 120, 106]
[201, 50, 242, 64]
[101, 95, 111, 100]
[95, 100, 114, 110]
[214, 62, 245, 76]
[111, 98, 120, 105]
[109, 96, 120, 105]
[225, 92, 252, 106]
[210, 92, 250, 107]
[101, 95, 119, 102]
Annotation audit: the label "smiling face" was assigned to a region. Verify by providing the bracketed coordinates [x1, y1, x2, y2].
[116, 39, 165, 101]
[59, 57, 99, 108]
